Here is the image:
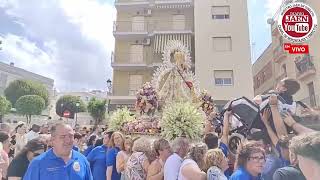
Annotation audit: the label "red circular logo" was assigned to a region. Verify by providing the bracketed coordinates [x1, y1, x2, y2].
[278, 3, 318, 43]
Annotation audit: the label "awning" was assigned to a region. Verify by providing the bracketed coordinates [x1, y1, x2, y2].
[153, 34, 192, 54]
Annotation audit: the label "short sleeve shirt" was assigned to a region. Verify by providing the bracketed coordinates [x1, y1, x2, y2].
[164, 153, 183, 180]
[230, 167, 263, 180]
[23, 149, 93, 180]
[106, 147, 121, 180]
[87, 145, 108, 180]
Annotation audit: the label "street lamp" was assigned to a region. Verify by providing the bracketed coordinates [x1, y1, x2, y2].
[75, 102, 80, 126]
[106, 79, 112, 114]
[59, 103, 64, 120]
[107, 79, 112, 95]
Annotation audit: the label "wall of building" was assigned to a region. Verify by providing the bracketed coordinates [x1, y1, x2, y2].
[253, 0, 320, 107]
[194, 0, 253, 102]
[112, 70, 153, 96]
[252, 44, 275, 95]
[116, 7, 194, 32]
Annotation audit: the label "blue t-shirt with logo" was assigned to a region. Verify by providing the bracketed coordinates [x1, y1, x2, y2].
[23, 149, 93, 180]
[106, 147, 121, 180]
[230, 167, 263, 180]
[87, 145, 108, 180]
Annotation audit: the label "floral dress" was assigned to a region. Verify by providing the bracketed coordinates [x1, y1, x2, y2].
[125, 152, 148, 180]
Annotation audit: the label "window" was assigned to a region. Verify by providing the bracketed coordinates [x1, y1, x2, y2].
[213, 37, 232, 51]
[172, 14, 185, 30]
[214, 70, 233, 86]
[212, 6, 230, 19]
[282, 64, 287, 76]
[132, 16, 145, 32]
[130, 45, 143, 63]
[129, 75, 143, 96]
[307, 82, 316, 107]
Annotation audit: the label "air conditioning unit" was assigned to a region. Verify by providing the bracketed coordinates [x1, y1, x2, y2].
[142, 38, 151, 46]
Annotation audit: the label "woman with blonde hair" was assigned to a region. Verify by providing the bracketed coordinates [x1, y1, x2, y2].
[178, 143, 207, 180]
[205, 149, 229, 180]
[147, 138, 172, 180]
[106, 131, 125, 180]
[116, 136, 133, 180]
[125, 137, 151, 180]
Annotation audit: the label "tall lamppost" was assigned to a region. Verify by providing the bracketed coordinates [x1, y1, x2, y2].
[75, 102, 80, 126]
[60, 103, 64, 120]
[107, 79, 112, 114]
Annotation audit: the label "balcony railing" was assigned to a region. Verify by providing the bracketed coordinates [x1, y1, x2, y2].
[112, 51, 149, 64]
[273, 45, 287, 63]
[151, 20, 193, 32]
[295, 55, 316, 79]
[112, 51, 166, 68]
[113, 21, 149, 33]
[113, 20, 193, 35]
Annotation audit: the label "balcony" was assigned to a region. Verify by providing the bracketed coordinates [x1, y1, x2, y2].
[273, 45, 287, 63]
[115, 0, 150, 10]
[154, 0, 193, 8]
[112, 51, 156, 70]
[115, 0, 193, 9]
[295, 55, 316, 80]
[113, 21, 149, 39]
[151, 20, 193, 34]
[113, 20, 193, 38]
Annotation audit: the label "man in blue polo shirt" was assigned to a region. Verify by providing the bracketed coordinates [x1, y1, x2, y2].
[87, 131, 113, 180]
[23, 123, 93, 180]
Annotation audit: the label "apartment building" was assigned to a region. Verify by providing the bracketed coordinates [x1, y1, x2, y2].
[194, 0, 254, 109]
[111, 0, 194, 107]
[111, 0, 254, 110]
[253, 0, 320, 108]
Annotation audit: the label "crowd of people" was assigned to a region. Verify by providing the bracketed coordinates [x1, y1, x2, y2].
[0, 78, 318, 180]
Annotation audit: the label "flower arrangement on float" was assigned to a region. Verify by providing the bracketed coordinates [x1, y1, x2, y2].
[161, 101, 205, 140]
[199, 90, 217, 118]
[121, 116, 161, 135]
[108, 107, 134, 131]
[135, 82, 158, 116]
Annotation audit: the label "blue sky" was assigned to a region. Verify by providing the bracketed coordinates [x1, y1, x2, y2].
[0, 0, 281, 91]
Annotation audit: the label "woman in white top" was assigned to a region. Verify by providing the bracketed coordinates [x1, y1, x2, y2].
[205, 148, 229, 180]
[116, 137, 133, 180]
[14, 122, 27, 156]
[178, 143, 207, 180]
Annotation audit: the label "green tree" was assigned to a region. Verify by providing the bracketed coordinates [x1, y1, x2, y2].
[4, 80, 49, 107]
[0, 96, 11, 122]
[15, 95, 45, 124]
[55, 95, 86, 119]
[88, 98, 107, 129]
